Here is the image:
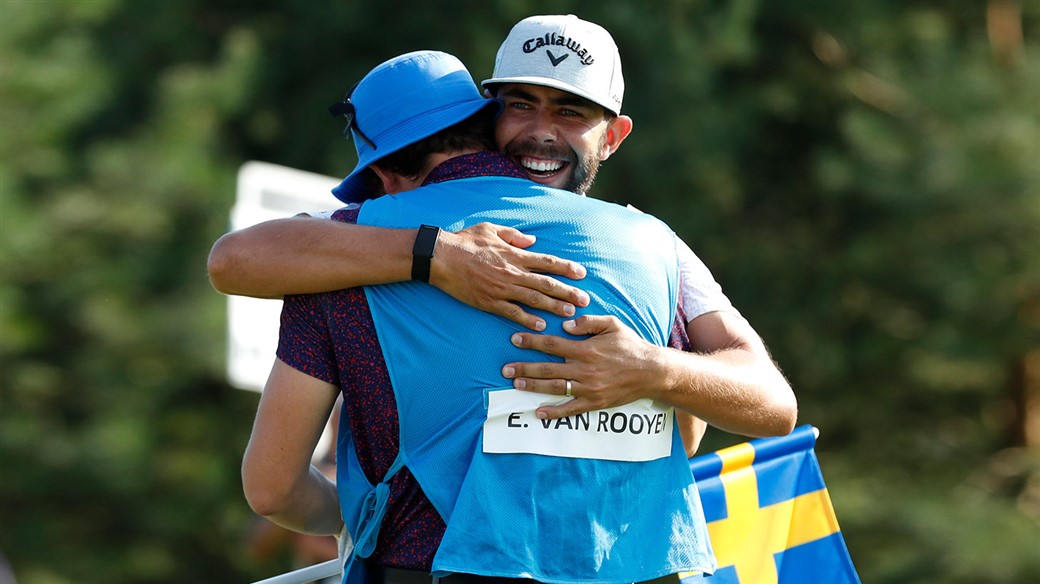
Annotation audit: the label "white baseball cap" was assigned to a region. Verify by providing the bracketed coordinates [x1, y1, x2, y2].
[482, 14, 624, 115]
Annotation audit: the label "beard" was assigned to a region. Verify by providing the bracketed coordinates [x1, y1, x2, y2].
[569, 144, 602, 195]
[503, 135, 606, 194]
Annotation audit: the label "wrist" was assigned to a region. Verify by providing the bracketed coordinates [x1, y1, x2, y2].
[426, 229, 456, 289]
[411, 225, 440, 283]
[648, 345, 685, 402]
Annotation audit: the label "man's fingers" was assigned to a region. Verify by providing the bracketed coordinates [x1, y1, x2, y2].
[494, 224, 537, 249]
[482, 284, 590, 330]
[561, 314, 619, 336]
[526, 251, 587, 281]
[502, 370, 571, 391]
[438, 223, 591, 328]
[527, 273, 590, 307]
[490, 223, 586, 281]
[488, 282, 580, 327]
[489, 300, 546, 331]
[535, 399, 593, 420]
[511, 278, 587, 316]
[509, 331, 578, 359]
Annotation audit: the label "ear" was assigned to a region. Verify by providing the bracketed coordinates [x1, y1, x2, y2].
[599, 114, 633, 160]
[370, 165, 406, 194]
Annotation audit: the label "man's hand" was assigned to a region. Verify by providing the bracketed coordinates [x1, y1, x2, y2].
[501, 315, 659, 418]
[431, 223, 590, 331]
[501, 310, 798, 443]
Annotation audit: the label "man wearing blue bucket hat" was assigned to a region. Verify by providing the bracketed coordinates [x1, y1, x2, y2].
[242, 49, 724, 583]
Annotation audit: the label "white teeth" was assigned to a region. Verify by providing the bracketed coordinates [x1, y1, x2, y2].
[521, 157, 564, 172]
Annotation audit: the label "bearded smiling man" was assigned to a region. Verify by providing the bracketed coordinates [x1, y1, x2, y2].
[484, 17, 630, 195]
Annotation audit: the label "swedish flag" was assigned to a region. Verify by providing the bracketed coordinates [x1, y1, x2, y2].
[681, 426, 860, 584]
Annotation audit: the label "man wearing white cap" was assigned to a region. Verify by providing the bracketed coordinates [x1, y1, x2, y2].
[210, 15, 796, 452]
[242, 49, 717, 583]
[478, 13, 627, 195]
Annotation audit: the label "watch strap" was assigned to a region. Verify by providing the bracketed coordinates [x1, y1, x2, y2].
[411, 225, 440, 283]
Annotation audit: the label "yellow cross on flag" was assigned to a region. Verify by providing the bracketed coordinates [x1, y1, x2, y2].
[680, 426, 860, 584]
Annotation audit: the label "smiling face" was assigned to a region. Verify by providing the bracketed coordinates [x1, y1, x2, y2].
[492, 83, 632, 194]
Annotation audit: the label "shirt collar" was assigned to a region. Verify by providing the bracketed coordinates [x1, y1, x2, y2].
[421, 151, 528, 186]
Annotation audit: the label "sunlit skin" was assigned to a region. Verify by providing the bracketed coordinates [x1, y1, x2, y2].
[492, 83, 633, 194]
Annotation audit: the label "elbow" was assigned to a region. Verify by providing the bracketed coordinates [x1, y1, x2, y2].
[745, 373, 798, 438]
[243, 482, 287, 519]
[207, 234, 242, 295]
[777, 406, 799, 437]
[680, 415, 708, 458]
[242, 458, 293, 518]
[748, 407, 794, 438]
[684, 440, 700, 459]
[760, 360, 798, 437]
[244, 489, 286, 520]
[770, 386, 799, 437]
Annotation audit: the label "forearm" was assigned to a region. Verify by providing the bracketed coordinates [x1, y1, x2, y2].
[650, 345, 796, 438]
[505, 314, 795, 438]
[208, 217, 415, 297]
[243, 360, 344, 537]
[209, 219, 589, 331]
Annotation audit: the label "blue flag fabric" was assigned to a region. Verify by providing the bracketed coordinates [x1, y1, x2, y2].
[680, 426, 861, 584]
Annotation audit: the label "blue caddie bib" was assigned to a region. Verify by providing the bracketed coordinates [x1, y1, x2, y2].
[338, 175, 714, 583]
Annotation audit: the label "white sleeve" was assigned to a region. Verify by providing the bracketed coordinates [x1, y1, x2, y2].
[624, 203, 741, 323]
[675, 236, 742, 323]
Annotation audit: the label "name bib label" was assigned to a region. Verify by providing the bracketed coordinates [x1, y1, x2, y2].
[482, 389, 673, 462]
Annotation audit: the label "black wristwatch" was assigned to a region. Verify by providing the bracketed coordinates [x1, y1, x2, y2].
[411, 224, 440, 283]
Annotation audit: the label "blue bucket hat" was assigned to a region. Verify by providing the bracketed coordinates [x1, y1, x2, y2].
[329, 50, 501, 204]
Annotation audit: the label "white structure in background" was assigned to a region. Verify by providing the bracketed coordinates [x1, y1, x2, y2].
[227, 161, 339, 392]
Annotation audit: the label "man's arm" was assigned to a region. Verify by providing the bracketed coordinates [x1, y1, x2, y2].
[502, 311, 798, 438]
[241, 359, 343, 536]
[208, 217, 589, 330]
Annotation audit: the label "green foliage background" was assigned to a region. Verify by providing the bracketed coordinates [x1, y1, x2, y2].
[2, 0, 1038, 582]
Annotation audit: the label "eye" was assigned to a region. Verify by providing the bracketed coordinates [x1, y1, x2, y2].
[507, 100, 534, 110]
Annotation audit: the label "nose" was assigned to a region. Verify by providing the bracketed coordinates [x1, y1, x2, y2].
[526, 110, 557, 144]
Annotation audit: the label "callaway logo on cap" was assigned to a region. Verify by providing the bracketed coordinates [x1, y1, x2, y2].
[482, 14, 625, 115]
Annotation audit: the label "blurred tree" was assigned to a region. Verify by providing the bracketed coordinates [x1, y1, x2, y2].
[1, 0, 1037, 582]
[1, 1, 270, 581]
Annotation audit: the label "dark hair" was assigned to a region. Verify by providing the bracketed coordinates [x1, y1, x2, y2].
[373, 105, 498, 180]
[356, 167, 385, 198]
